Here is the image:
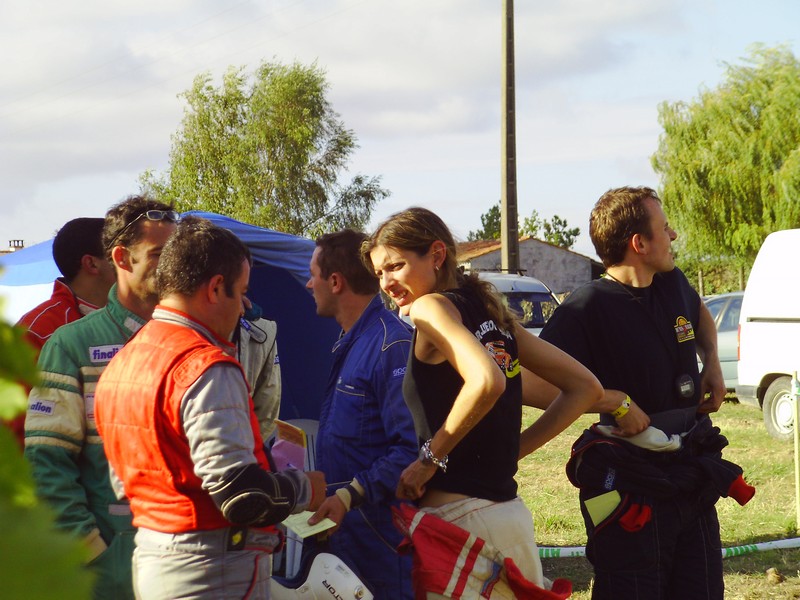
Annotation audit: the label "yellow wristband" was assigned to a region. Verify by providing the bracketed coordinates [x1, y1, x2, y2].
[611, 395, 631, 420]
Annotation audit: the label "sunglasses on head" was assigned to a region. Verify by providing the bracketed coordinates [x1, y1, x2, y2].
[107, 209, 180, 249]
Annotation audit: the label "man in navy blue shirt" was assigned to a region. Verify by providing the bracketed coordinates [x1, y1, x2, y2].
[541, 186, 731, 600]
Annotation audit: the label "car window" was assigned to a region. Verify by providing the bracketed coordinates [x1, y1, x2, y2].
[704, 297, 725, 322]
[719, 296, 742, 332]
[502, 292, 558, 329]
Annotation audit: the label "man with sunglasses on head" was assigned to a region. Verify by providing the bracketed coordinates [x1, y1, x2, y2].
[25, 195, 178, 600]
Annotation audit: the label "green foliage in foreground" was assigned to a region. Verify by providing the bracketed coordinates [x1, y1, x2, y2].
[519, 402, 800, 598]
[0, 311, 94, 599]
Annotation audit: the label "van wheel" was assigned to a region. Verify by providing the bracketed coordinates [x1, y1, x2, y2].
[763, 377, 794, 442]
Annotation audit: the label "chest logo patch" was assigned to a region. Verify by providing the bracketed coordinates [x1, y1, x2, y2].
[674, 316, 695, 343]
[89, 344, 123, 363]
[29, 399, 55, 416]
[485, 340, 520, 377]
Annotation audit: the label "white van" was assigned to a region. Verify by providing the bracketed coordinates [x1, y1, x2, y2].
[735, 229, 800, 441]
[476, 272, 560, 336]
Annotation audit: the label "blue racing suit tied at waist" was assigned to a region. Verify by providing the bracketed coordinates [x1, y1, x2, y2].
[566, 412, 753, 507]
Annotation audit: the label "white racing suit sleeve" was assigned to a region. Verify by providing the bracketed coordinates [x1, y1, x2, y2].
[108, 463, 127, 501]
[181, 363, 311, 524]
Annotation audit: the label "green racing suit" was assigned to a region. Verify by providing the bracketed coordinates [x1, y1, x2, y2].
[25, 284, 144, 600]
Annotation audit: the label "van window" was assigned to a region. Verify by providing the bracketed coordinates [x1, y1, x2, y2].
[502, 292, 559, 329]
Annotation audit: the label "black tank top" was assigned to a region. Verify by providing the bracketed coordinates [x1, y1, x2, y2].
[402, 286, 522, 502]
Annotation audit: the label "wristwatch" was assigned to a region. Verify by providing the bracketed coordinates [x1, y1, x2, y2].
[419, 439, 448, 472]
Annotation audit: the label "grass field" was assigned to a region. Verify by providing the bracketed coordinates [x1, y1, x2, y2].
[518, 401, 800, 599]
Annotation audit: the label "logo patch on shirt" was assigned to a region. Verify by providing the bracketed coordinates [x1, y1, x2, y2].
[485, 340, 521, 377]
[89, 344, 122, 363]
[604, 467, 616, 490]
[29, 399, 55, 415]
[474, 319, 513, 341]
[392, 367, 406, 378]
[673, 316, 695, 343]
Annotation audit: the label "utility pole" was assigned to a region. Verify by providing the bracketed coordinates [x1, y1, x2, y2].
[501, 0, 519, 273]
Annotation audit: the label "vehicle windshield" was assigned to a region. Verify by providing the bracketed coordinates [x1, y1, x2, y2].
[502, 291, 558, 329]
[704, 297, 725, 321]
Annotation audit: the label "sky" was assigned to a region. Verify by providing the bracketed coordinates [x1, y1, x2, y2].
[1, 0, 799, 260]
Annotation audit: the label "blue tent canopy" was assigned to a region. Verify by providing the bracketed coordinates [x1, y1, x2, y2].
[190, 212, 339, 421]
[0, 239, 60, 285]
[0, 212, 339, 421]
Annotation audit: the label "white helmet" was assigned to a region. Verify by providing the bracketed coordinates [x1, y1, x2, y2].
[270, 552, 374, 600]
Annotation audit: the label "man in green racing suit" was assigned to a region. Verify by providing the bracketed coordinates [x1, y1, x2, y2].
[24, 196, 177, 599]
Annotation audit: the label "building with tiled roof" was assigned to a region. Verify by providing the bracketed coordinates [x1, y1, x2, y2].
[457, 237, 603, 295]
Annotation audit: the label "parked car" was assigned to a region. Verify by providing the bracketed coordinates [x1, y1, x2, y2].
[476, 272, 560, 336]
[700, 291, 743, 392]
[736, 229, 800, 441]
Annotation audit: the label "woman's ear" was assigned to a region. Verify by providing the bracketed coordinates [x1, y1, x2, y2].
[430, 240, 447, 269]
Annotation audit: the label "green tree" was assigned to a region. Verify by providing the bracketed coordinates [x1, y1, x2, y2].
[467, 202, 502, 241]
[470, 203, 580, 248]
[542, 215, 580, 249]
[652, 45, 800, 267]
[520, 209, 580, 249]
[521, 208, 543, 239]
[141, 61, 388, 237]
[0, 298, 94, 598]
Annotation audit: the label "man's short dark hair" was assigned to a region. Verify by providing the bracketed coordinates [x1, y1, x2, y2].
[156, 216, 251, 299]
[316, 230, 379, 296]
[589, 186, 661, 267]
[52, 217, 106, 283]
[102, 194, 175, 260]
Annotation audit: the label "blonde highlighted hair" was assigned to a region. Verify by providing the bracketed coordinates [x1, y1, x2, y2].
[361, 206, 517, 332]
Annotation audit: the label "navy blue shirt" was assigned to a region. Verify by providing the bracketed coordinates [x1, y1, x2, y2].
[541, 268, 702, 422]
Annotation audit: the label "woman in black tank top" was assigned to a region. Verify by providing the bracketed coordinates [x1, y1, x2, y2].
[362, 207, 603, 593]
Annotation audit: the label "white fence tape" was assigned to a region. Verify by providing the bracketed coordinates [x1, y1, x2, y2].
[538, 537, 800, 559]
